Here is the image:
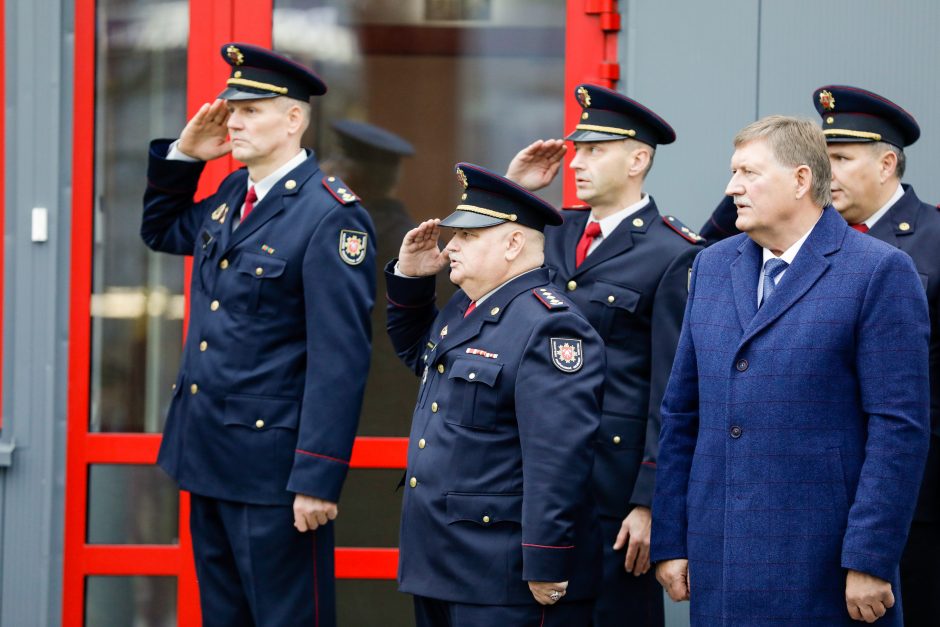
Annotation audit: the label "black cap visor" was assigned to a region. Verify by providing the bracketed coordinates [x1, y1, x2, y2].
[218, 86, 281, 101]
[439, 210, 507, 230]
[565, 128, 632, 143]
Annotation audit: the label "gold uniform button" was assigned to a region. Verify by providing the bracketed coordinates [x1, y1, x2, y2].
[633, 218, 644, 227]
[255, 419, 265, 429]
[567, 280, 577, 291]
[490, 306, 500, 316]
[899, 222, 911, 231]
[613, 435, 622, 444]
[285, 179, 297, 190]
[418, 438, 426, 449]
[482, 515, 491, 524]
[826, 116, 834, 124]
[190, 383, 198, 395]
[210, 300, 220, 311]
[607, 295, 615, 303]
[437, 364, 445, 374]
[219, 259, 229, 269]
[431, 402, 439, 413]
[199, 341, 208, 352]
[255, 267, 264, 276]
[409, 477, 417, 488]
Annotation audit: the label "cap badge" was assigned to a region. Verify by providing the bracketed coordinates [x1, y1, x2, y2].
[226, 45, 245, 66]
[576, 86, 591, 108]
[551, 338, 583, 373]
[819, 90, 836, 111]
[456, 167, 468, 189]
[338, 229, 368, 265]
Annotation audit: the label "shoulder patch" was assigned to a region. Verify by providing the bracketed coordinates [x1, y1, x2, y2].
[562, 204, 591, 211]
[551, 338, 583, 372]
[322, 176, 360, 205]
[339, 229, 368, 265]
[533, 287, 569, 310]
[663, 215, 704, 243]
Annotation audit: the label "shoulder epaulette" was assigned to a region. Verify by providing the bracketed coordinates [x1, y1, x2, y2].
[562, 204, 591, 211]
[663, 215, 705, 243]
[322, 176, 360, 205]
[533, 287, 569, 310]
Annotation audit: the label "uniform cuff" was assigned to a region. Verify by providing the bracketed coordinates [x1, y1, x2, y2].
[522, 543, 575, 582]
[287, 449, 350, 503]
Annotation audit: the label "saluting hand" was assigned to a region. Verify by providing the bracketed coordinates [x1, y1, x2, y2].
[613, 506, 652, 575]
[293, 494, 338, 532]
[177, 99, 232, 161]
[397, 219, 449, 277]
[505, 139, 567, 192]
[845, 569, 894, 623]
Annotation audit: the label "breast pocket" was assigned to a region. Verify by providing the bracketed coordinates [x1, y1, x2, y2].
[231, 252, 287, 316]
[588, 281, 642, 338]
[445, 358, 503, 431]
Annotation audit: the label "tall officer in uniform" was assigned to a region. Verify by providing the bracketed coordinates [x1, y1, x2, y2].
[506, 84, 703, 626]
[140, 43, 375, 627]
[387, 163, 605, 626]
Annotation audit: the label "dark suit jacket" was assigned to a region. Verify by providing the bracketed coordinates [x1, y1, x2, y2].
[387, 266, 604, 605]
[544, 198, 701, 517]
[653, 205, 931, 625]
[141, 140, 376, 506]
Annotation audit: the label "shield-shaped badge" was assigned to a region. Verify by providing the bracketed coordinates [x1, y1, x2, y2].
[551, 338, 583, 373]
[339, 229, 368, 265]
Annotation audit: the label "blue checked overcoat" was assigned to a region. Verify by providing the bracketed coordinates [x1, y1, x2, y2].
[651, 205, 931, 625]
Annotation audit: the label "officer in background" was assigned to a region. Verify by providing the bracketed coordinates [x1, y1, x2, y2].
[322, 120, 418, 435]
[697, 85, 940, 624]
[506, 84, 702, 626]
[387, 163, 605, 626]
[140, 43, 375, 627]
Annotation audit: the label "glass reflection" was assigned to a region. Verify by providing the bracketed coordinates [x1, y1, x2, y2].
[85, 576, 176, 627]
[87, 464, 179, 545]
[90, 0, 188, 433]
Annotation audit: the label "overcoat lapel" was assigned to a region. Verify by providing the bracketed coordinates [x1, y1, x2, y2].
[729, 237, 761, 332]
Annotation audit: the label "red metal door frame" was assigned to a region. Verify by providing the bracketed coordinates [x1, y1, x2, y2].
[63, 1, 616, 624]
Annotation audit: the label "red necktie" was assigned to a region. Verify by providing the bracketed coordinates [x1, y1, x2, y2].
[464, 302, 476, 318]
[241, 185, 258, 223]
[850, 223, 869, 233]
[575, 221, 602, 267]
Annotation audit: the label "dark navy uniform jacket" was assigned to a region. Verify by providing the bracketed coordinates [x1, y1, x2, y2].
[701, 185, 940, 521]
[544, 198, 702, 517]
[141, 139, 376, 506]
[386, 265, 604, 605]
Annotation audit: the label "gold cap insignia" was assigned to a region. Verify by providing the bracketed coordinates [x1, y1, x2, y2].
[456, 167, 468, 189]
[819, 90, 836, 111]
[576, 86, 591, 108]
[226, 45, 245, 66]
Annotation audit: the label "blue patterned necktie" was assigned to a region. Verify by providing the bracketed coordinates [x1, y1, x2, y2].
[761, 258, 789, 307]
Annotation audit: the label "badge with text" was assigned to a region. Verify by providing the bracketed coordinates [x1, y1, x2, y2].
[339, 229, 368, 265]
[551, 338, 583, 373]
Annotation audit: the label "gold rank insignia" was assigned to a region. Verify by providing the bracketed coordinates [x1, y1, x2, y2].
[226, 45, 245, 65]
[211, 203, 230, 223]
[551, 338, 583, 373]
[456, 167, 469, 189]
[576, 85, 592, 108]
[339, 229, 368, 265]
[322, 176, 360, 205]
[819, 89, 836, 111]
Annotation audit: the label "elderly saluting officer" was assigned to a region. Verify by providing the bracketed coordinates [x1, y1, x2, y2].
[141, 43, 375, 626]
[387, 163, 605, 626]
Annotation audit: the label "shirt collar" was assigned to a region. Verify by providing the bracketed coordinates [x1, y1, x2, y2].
[864, 183, 904, 229]
[590, 194, 650, 239]
[762, 213, 821, 266]
[474, 268, 541, 307]
[247, 149, 308, 202]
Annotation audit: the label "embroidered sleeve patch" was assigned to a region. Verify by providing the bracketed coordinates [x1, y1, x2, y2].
[339, 229, 368, 265]
[323, 176, 360, 205]
[551, 338, 583, 373]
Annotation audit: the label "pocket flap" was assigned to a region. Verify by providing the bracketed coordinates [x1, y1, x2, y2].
[236, 252, 287, 279]
[224, 394, 300, 430]
[446, 492, 522, 526]
[447, 358, 502, 386]
[589, 281, 641, 312]
[597, 414, 646, 449]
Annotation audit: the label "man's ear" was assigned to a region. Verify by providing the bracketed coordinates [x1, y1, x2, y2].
[286, 104, 304, 135]
[628, 147, 652, 178]
[879, 149, 899, 183]
[504, 229, 526, 261]
[794, 164, 812, 200]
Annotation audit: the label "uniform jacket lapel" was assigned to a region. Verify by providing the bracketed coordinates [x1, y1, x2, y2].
[210, 171, 249, 254]
[868, 184, 920, 249]
[562, 212, 588, 276]
[739, 205, 844, 347]
[573, 200, 660, 276]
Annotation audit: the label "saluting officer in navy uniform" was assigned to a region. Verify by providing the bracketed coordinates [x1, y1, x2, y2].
[506, 84, 702, 626]
[140, 43, 375, 627]
[387, 163, 605, 626]
[697, 85, 940, 625]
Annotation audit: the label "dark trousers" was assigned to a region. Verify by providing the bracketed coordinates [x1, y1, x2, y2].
[190, 493, 336, 627]
[900, 520, 940, 627]
[592, 515, 664, 627]
[414, 595, 592, 627]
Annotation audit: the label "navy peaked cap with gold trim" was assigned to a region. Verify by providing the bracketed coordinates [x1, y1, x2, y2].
[218, 42, 327, 102]
[813, 85, 919, 148]
[566, 83, 676, 146]
[439, 163, 563, 232]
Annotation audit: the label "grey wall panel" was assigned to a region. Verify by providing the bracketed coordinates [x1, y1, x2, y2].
[621, 0, 761, 226]
[758, 0, 940, 205]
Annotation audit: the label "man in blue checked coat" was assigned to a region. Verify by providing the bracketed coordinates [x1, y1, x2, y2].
[141, 43, 374, 627]
[652, 116, 930, 625]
